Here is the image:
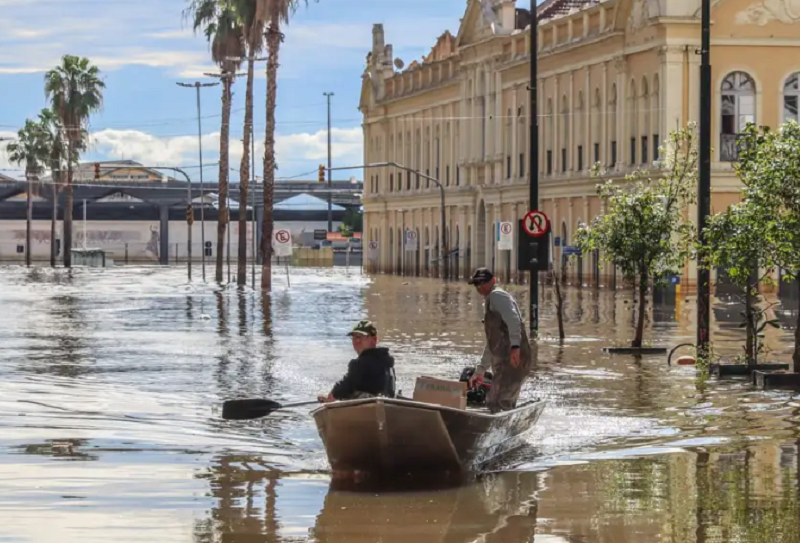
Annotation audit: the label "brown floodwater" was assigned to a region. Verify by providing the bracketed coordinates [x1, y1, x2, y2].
[1, 265, 799, 543]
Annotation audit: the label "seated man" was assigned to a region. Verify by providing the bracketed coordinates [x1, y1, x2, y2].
[318, 320, 396, 403]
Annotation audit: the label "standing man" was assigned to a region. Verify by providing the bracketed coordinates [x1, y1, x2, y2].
[467, 267, 533, 413]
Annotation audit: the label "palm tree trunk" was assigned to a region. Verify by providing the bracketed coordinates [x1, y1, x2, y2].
[25, 172, 33, 267]
[64, 139, 74, 268]
[216, 74, 232, 284]
[261, 22, 282, 291]
[238, 56, 255, 287]
[51, 173, 58, 268]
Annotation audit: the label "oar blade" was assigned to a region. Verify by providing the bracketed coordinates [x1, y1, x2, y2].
[222, 399, 282, 420]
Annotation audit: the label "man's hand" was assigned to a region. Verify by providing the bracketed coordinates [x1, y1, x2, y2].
[468, 369, 485, 389]
[317, 393, 335, 403]
[510, 347, 520, 368]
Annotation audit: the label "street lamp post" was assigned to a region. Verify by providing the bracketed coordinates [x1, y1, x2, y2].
[697, 0, 713, 356]
[176, 80, 219, 281]
[323, 92, 334, 232]
[528, 0, 540, 335]
[326, 161, 448, 280]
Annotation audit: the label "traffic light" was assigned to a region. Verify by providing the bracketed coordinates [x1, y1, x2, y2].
[186, 204, 194, 225]
[318, 164, 325, 183]
[94, 162, 100, 180]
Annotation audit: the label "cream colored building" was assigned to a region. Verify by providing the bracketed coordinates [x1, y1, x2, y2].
[360, 0, 800, 289]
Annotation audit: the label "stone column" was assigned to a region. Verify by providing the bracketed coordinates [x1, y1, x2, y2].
[159, 205, 169, 265]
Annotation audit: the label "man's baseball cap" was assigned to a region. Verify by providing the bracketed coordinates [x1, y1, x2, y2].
[347, 320, 378, 337]
[468, 267, 494, 285]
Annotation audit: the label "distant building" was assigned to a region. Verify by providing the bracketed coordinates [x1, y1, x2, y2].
[0, 160, 363, 263]
[360, 0, 800, 287]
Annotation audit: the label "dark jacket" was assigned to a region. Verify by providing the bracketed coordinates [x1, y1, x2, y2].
[330, 347, 396, 400]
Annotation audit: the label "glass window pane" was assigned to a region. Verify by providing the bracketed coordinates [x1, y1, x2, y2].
[785, 73, 799, 92]
[722, 95, 736, 116]
[739, 95, 755, 115]
[785, 96, 799, 121]
[722, 76, 734, 91]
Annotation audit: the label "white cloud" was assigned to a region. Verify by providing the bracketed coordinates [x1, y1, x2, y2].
[87, 126, 363, 179]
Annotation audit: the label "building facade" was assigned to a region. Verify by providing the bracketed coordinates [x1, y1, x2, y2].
[360, 0, 800, 288]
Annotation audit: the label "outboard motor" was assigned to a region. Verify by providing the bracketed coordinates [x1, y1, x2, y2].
[458, 367, 493, 406]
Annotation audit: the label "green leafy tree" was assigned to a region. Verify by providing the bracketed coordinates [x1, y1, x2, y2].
[712, 121, 800, 372]
[6, 118, 49, 267]
[576, 125, 698, 348]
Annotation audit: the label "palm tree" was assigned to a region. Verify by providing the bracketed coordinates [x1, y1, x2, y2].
[187, 0, 245, 283]
[255, 0, 312, 291]
[6, 119, 48, 267]
[44, 55, 105, 268]
[233, 0, 263, 287]
[38, 108, 82, 268]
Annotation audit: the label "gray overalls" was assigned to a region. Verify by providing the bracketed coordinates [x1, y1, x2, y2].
[482, 290, 533, 413]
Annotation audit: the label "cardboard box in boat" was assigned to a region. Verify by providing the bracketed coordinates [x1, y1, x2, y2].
[412, 376, 467, 410]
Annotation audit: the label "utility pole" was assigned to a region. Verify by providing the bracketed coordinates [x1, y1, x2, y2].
[697, 0, 712, 356]
[528, 1, 540, 335]
[324, 92, 334, 232]
[177, 80, 219, 281]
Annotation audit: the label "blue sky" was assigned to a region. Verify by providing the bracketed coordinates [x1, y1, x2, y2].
[0, 0, 470, 182]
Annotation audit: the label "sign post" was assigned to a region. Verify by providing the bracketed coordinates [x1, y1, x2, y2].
[518, 210, 551, 333]
[273, 229, 293, 287]
[498, 221, 513, 251]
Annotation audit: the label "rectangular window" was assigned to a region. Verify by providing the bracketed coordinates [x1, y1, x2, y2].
[546, 150, 553, 174]
[630, 137, 636, 166]
[561, 148, 567, 172]
[577, 145, 584, 171]
[653, 134, 660, 161]
[519, 153, 525, 177]
[594, 142, 600, 165]
[611, 141, 617, 166]
[641, 136, 648, 164]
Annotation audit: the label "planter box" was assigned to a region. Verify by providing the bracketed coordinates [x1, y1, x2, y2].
[753, 370, 800, 391]
[603, 347, 668, 355]
[711, 363, 790, 378]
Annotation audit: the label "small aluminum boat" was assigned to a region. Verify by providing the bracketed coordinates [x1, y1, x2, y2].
[311, 397, 545, 476]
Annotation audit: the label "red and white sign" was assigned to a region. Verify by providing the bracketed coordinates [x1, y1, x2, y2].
[523, 210, 550, 238]
[273, 229, 293, 257]
[498, 221, 513, 251]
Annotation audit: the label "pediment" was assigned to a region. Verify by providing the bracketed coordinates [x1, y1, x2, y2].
[455, 0, 497, 48]
[97, 191, 144, 203]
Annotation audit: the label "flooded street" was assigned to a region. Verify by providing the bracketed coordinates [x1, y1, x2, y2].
[1, 265, 799, 542]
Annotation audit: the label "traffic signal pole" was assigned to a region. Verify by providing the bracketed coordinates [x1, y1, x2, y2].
[528, 2, 540, 335]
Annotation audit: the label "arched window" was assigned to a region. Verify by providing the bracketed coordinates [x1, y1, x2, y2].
[592, 88, 601, 165]
[628, 79, 637, 165]
[721, 71, 756, 162]
[784, 72, 800, 123]
[641, 77, 650, 165]
[609, 84, 618, 166]
[652, 75, 661, 161]
[561, 94, 569, 172]
[506, 107, 513, 179]
[546, 98, 554, 174]
[577, 91, 585, 171]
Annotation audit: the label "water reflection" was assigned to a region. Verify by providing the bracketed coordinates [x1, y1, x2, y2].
[1, 267, 800, 543]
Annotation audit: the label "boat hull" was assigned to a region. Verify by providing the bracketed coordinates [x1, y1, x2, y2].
[311, 397, 545, 476]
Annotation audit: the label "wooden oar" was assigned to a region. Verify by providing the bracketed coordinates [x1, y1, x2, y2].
[221, 399, 320, 420]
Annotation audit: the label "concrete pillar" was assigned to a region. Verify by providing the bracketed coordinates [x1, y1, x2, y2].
[159, 205, 169, 265]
